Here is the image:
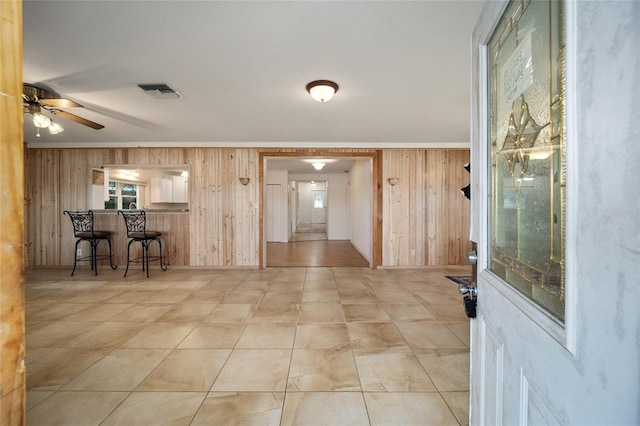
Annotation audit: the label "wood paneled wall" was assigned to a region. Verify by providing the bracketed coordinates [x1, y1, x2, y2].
[25, 148, 259, 268]
[25, 147, 469, 269]
[383, 149, 471, 266]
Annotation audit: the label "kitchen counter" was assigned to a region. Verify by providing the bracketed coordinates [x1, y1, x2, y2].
[93, 209, 189, 214]
[91, 209, 191, 266]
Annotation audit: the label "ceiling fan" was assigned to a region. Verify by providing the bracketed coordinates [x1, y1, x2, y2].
[23, 83, 104, 135]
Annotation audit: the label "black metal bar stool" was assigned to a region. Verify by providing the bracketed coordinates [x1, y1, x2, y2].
[118, 210, 167, 277]
[63, 210, 117, 276]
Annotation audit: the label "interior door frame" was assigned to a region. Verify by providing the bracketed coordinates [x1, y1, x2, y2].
[258, 150, 382, 269]
[1, 1, 26, 422]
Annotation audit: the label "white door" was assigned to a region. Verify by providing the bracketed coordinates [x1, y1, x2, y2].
[470, 1, 639, 425]
[265, 184, 282, 242]
[311, 190, 326, 224]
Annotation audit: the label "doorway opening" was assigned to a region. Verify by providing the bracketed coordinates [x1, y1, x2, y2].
[259, 150, 382, 268]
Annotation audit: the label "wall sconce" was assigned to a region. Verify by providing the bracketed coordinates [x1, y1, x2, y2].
[388, 178, 399, 186]
[239, 177, 250, 185]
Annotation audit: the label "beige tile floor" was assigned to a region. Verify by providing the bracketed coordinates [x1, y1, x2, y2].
[25, 266, 471, 425]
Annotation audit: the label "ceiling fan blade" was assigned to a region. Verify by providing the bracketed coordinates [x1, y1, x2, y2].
[50, 109, 104, 130]
[40, 98, 83, 108]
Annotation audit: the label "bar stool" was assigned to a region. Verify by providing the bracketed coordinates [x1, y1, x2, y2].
[63, 210, 117, 276]
[118, 210, 167, 277]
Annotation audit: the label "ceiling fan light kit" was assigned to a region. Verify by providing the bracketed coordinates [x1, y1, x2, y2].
[306, 80, 339, 103]
[32, 111, 51, 128]
[48, 121, 64, 135]
[22, 83, 104, 135]
[27, 102, 64, 136]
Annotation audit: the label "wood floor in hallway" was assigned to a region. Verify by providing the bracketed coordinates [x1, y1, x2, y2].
[267, 240, 369, 267]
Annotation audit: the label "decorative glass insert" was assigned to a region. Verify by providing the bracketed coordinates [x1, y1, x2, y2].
[313, 192, 325, 209]
[488, 0, 566, 321]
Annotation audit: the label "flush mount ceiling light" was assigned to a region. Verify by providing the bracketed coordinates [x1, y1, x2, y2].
[303, 158, 336, 170]
[312, 162, 326, 170]
[306, 80, 339, 103]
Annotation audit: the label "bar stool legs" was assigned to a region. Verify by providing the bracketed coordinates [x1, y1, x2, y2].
[71, 237, 117, 276]
[124, 236, 167, 277]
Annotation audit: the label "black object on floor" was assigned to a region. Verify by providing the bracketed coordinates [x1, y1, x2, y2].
[445, 275, 473, 286]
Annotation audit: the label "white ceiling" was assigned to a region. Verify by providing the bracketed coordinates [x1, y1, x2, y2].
[22, 0, 486, 150]
[266, 156, 357, 174]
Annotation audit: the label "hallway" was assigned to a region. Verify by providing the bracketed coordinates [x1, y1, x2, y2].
[267, 224, 369, 267]
[25, 265, 471, 425]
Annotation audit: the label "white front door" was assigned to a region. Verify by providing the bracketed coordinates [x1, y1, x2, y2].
[470, 1, 639, 424]
[311, 190, 326, 224]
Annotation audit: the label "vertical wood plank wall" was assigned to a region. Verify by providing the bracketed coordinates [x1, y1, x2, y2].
[24, 148, 260, 268]
[25, 147, 469, 268]
[383, 149, 471, 266]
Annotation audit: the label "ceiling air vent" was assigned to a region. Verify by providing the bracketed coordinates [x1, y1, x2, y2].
[137, 83, 182, 99]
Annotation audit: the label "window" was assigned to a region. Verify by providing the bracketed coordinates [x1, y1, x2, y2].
[105, 181, 139, 209]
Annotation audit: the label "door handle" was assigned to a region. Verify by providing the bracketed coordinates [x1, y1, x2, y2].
[459, 285, 477, 297]
[459, 284, 478, 319]
[459, 243, 478, 318]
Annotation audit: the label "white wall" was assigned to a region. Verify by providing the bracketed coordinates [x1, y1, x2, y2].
[265, 169, 289, 242]
[326, 174, 349, 239]
[348, 159, 372, 262]
[289, 173, 349, 240]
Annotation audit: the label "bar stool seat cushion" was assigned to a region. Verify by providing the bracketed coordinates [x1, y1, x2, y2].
[129, 231, 162, 239]
[76, 231, 112, 238]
